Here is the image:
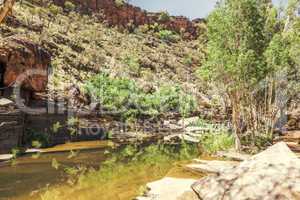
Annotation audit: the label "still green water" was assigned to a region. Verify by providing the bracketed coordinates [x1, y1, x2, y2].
[0, 145, 107, 199]
[0, 141, 203, 200]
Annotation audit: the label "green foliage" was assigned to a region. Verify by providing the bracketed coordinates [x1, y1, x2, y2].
[51, 158, 61, 170]
[40, 143, 199, 200]
[241, 132, 273, 153]
[122, 54, 140, 76]
[64, 1, 76, 12]
[84, 73, 140, 119]
[84, 74, 197, 120]
[138, 24, 150, 33]
[196, 0, 300, 149]
[157, 30, 179, 42]
[24, 129, 50, 148]
[52, 122, 62, 133]
[183, 54, 193, 66]
[199, 0, 273, 86]
[264, 34, 290, 71]
[158, 11, 170, 22]
[199, 133, 234, 154]
[79, 144, 199, 184]
[48, 4, 63, 16]
[115, 0, 126, 7]
[32, 140, 42, 148]
[11, 148, 21, 159]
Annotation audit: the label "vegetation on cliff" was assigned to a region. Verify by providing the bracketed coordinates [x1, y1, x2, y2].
[0, 0, 204, 102]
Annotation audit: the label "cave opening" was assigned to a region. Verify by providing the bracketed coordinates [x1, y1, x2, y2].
[0, 61, 6, 96]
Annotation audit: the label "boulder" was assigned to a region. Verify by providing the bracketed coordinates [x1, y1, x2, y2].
[0, 98, 13, 106]
[186, 159, 238, 174]
[0, 36, 51, 92]
[136, 177, 198, 200]
[192, 142, 300, 200]
[216, 151, 251, 161]
[0, 154, 13, 161]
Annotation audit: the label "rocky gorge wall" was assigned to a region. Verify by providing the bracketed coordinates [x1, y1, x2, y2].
[53, 0, 203, 39]
[0, 36, 51, 93]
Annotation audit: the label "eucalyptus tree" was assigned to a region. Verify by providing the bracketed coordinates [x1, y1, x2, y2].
[199, 0, 300, 150]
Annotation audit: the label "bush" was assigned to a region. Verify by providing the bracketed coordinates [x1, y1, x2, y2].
[157, 30, 179, 42]
[199, 132, 234, 154]
[138, 24, 150, 33]
[115, 0, 126, 7]
[158, 11, 170, 22]
[84, 74, 197, 120]
[48, 4, 63, 16]
[24, 128, 50, 148]
[64, 1, 76, 12]
[123, 54, 140, 76]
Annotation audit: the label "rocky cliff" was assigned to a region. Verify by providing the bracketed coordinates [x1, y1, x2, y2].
[0, 36, 51, 92]
[53, 0, 202, 39]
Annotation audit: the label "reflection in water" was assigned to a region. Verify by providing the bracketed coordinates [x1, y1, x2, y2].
[0, 148, 106, 199]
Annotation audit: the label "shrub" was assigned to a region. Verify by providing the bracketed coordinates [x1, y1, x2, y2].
[138, 24, 150, 33]
[24, 128, 50, 148]
[199, 132, 234, 154]
[158, 11, 170, 23]
[64, 1, 76, 12]
[183, 54, 193, 66]
[84, 73, 140, 119]
[123, 54, 140, 76]
[84, 74, 197, 120]
[48, 4, 63, 16]
[115, 0, 126, 7]
[157, 30, 179, 42]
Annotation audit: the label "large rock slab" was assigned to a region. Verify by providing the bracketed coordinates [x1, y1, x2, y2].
[192, 142, 300, 200]
[216, 151, 251, 161]
[0, 36, 50, 92]
[186, 159, 238, 174]
[0, 154, 13, 161]
[136, 177, 197, 200]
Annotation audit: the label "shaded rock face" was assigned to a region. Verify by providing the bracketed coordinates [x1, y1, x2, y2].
[0, 37, 51, 92]
[285, 108, 300, 131]
[53, 0, 201, 39]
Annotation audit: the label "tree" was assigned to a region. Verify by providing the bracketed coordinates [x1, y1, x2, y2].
[0, 0, 15, 24]
[199, 0, 299, 150]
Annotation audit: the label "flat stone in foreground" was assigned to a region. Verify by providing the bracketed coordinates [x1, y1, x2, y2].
[136, 177, 197, 200]
[192, 142, 300, 200]
[0, 154, 13, 161]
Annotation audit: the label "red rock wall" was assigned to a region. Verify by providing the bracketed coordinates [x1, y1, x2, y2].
[53, 0, 202, 39]
[0, 36, 51, 92]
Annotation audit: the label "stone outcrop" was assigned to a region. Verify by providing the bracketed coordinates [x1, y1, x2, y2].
[53, 0, 202, 39]
[192, 142, 300, 200]
[285, 108, 300, 131]
[0, 36, 51, 92]
[136, 177, 199, 200]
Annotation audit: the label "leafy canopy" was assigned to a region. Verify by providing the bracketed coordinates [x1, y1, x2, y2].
[199, 0, 276, 90]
